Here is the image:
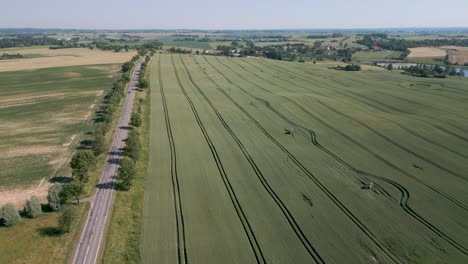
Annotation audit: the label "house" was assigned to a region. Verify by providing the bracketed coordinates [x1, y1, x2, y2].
[372, 45, 383, 51]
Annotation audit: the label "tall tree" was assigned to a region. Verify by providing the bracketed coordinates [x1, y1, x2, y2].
[70, 150, 96, 182]
[62, 181, 85, 204]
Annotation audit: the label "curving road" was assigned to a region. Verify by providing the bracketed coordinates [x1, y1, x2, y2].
[72, 57, 145, 264]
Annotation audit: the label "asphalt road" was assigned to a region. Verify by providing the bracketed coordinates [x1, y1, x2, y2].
[73, 57, 145, 264]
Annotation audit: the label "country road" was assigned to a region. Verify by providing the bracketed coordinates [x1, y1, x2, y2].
[72, 57, 145, 264]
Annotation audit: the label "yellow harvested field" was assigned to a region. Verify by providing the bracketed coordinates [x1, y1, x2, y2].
[408, 47, 447, 57]
[441, 46, 468, 64]
[440, 46, 468, 52]
[0, 48, 136, 72]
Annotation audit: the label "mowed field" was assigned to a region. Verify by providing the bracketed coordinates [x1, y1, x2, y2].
[142, 54, 468, 263]
[0, 63, 120, 205]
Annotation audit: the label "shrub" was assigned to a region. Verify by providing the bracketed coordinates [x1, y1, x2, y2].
[47, 184, 64, 211]
[25, 196, 42, 218]
[130, 112, 142, 128]
[1, 203, 20, 227]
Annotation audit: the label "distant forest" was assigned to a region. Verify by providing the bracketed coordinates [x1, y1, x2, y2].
[357, 34, 468, 51]
[0, 35, 62, 48]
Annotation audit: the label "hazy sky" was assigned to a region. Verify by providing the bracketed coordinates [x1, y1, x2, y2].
[2, 0, 468, 29]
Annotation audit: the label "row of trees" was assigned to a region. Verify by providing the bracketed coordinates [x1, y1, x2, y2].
[50, 55, 151, 231]
[401, 64, 465, 78]
[357, 34, 468, 51]
[0, 35, 63, 48]
[47, 40, 163, 53]
[137, 56, 151, 89]
[116, 57, 150, 190]
[168, 47, 193, 54]
[0, 53, 24, 60]
[332, 64, 361, 71]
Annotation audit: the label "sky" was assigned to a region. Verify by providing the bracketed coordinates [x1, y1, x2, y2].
[1, 0, 468, 30]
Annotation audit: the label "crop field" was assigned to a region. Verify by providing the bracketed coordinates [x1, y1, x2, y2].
[0, 47, 135, 72]
[157, 36, 212, 50]
[443, 46, 468, 65]
[353, 51, 404, 62]
[0, 64, 119, 205]
[408, 47, 447, 58]
[142, 54, 468, 263]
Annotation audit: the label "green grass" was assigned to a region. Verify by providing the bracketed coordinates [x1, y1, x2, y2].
[0, 64, 120, 188]
[141, 54, 468, 263]
[158, 36, 212, 49]
[0, 203, 89, 264]
[103, 79, 151, 263]
[406, 56, 447, 65]
[353, 50, 404, 62]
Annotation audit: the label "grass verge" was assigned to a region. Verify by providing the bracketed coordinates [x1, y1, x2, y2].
[0, 203, 89, 264]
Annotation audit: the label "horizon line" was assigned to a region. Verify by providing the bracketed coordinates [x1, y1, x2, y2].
[1, 26, 468, 31]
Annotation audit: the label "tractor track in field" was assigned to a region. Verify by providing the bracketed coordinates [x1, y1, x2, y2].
[253, 58, 468, 132]
[158, 57, 188, 264]
[254, 57, 466, 128]
[317, 98, 468, 182]
[326, 88, 468, 143]
[207, 56, 468, 257]
[212, 57, 468, 212]
[365, 93, 468, 159]
[398, 83, 467, 103]
[434, 125, 468, 143]
[433, 125, 468, 143]
[170, 56, 266, 264]
[178, 56, 325, 264]
[265, 58, 468, 102]
[240, 58, 468, 182]
[377, 91, 468, 123]
[196, 56, 404, 264]
[205, 58, 396, 201]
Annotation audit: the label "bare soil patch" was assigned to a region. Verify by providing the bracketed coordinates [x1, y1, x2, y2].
[0, 179, 50, 209]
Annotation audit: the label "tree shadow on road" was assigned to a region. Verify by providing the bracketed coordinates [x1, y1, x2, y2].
[107, 151, 124, 156]
[95, 182, 115, 190]
[107, 158, 121, 165]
